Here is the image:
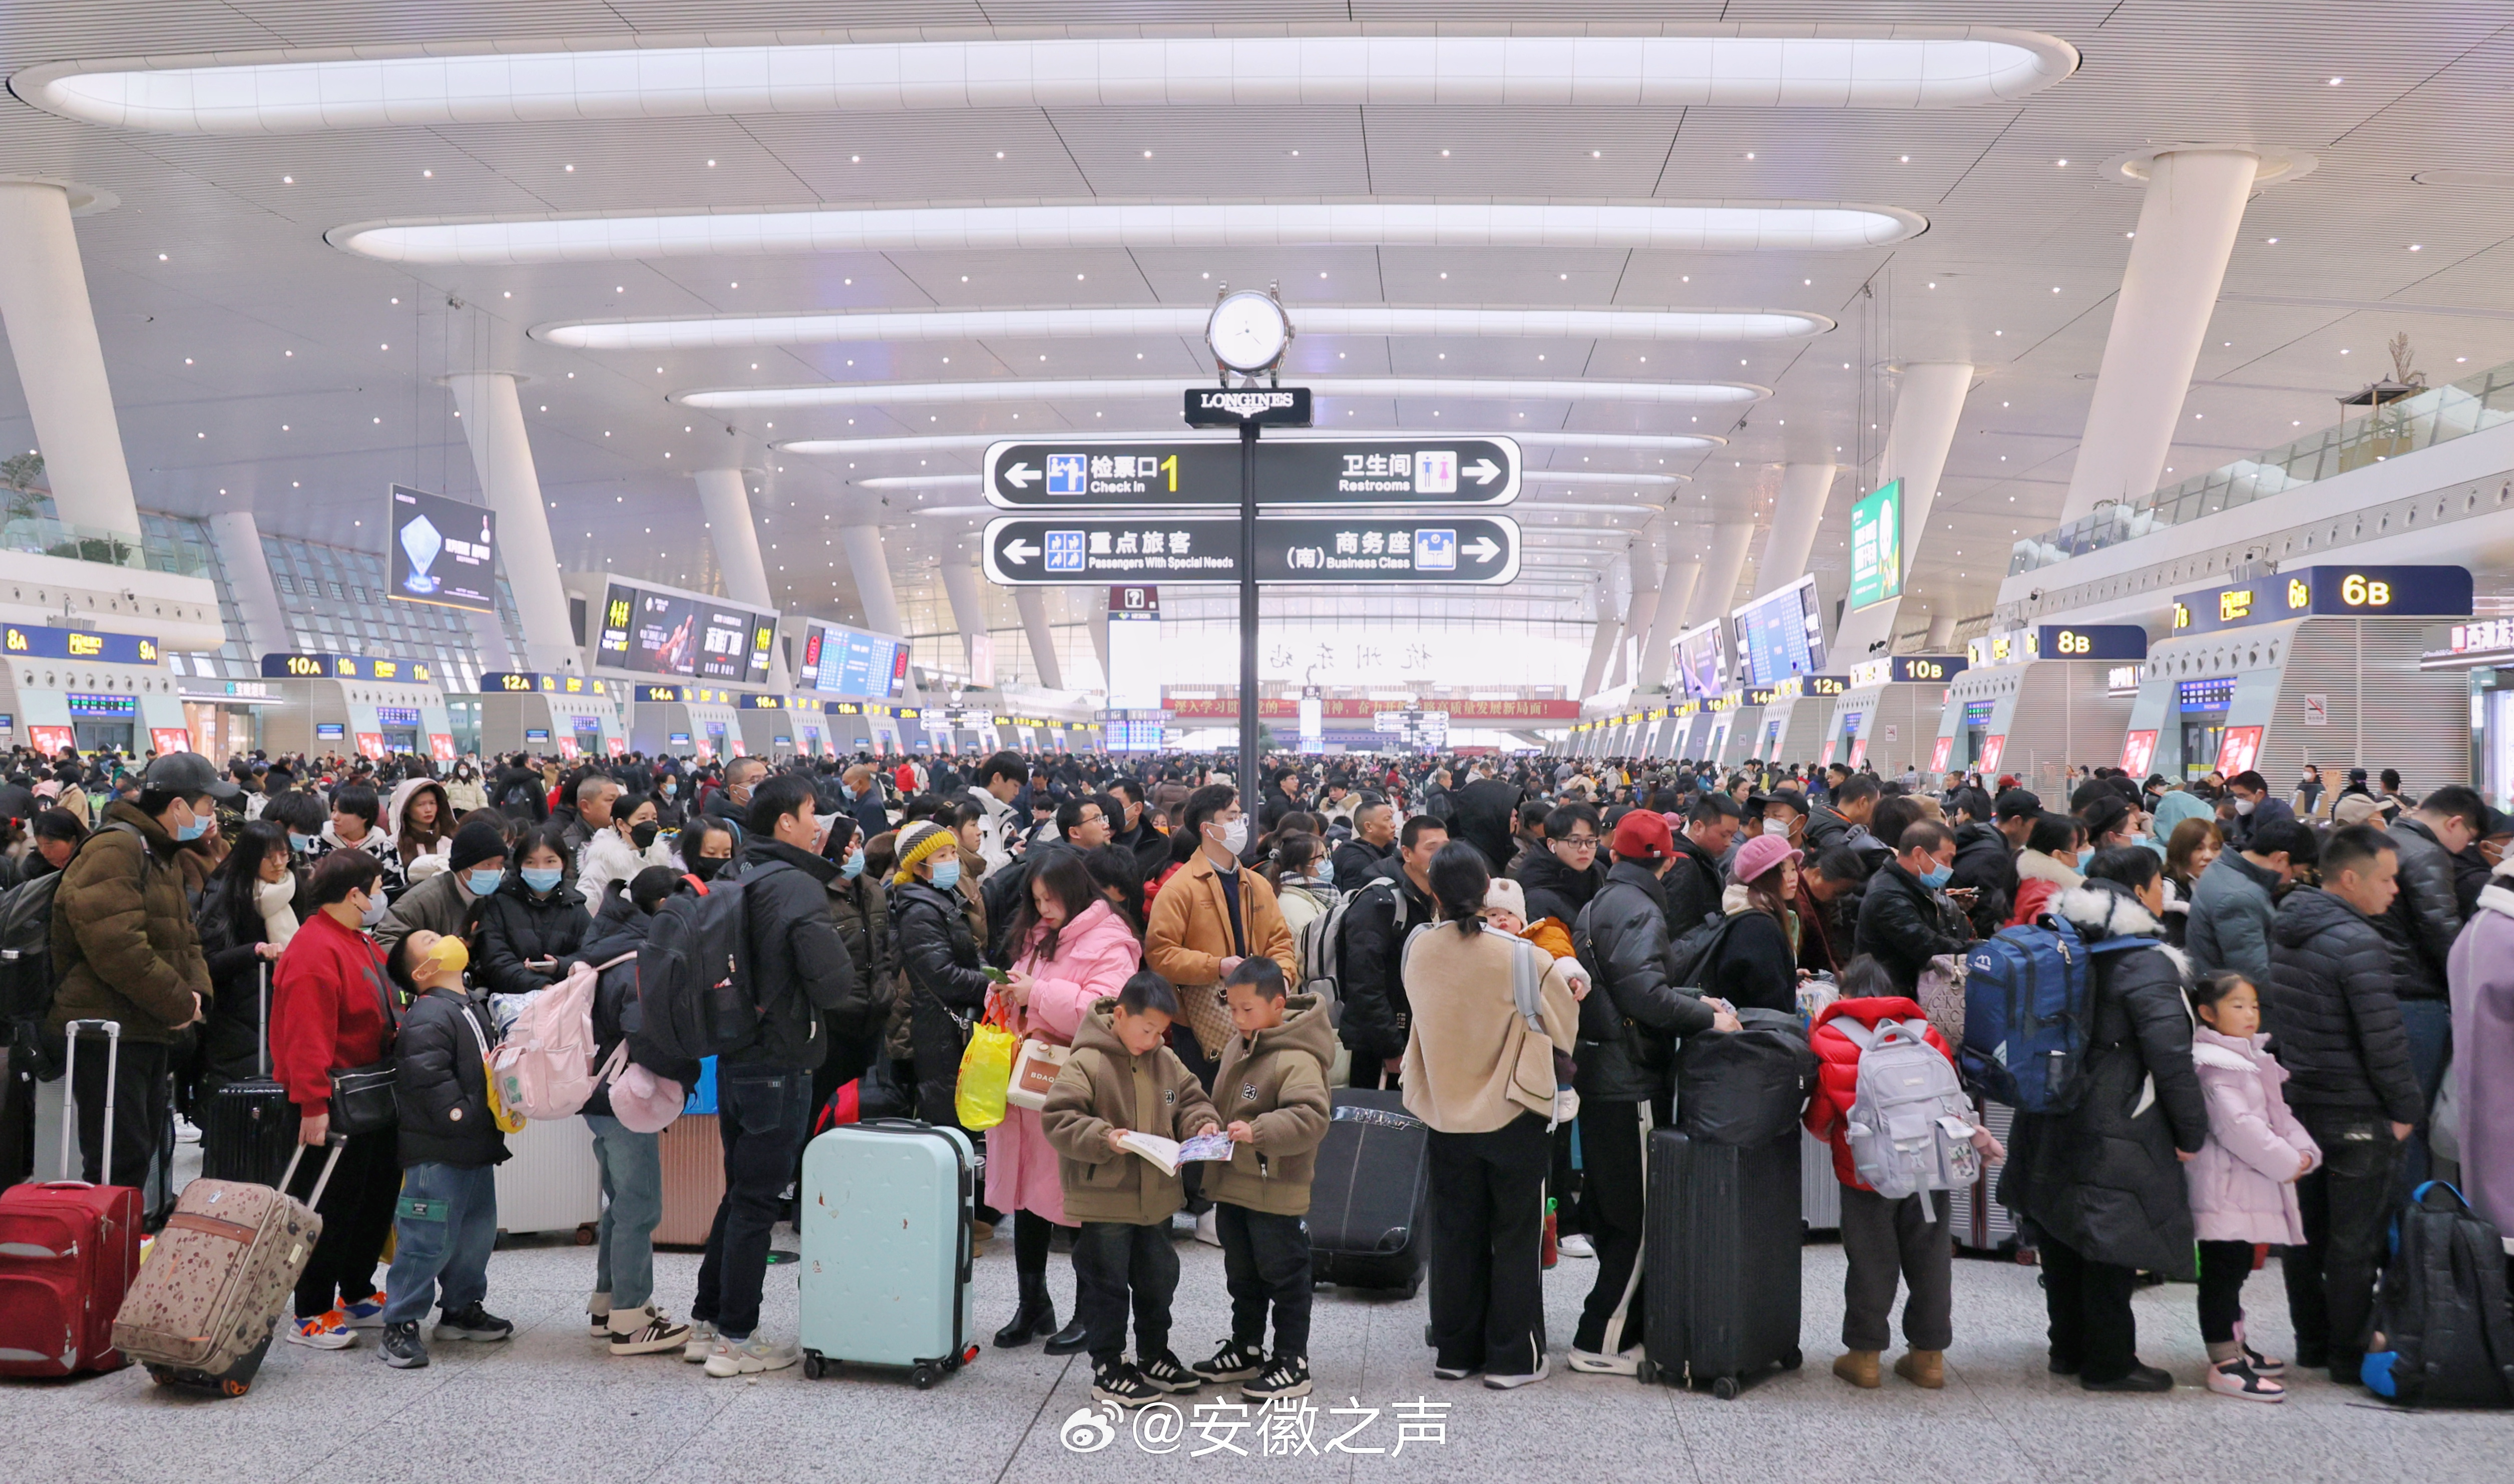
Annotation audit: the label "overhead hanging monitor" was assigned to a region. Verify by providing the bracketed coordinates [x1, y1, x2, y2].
[799, 619, 909, 700]
[387, 485, 497, 613]
[1847, 479, 1903, 611]
[1672, 619, 1727, 700]
[1730, 573, 1829, 687]
[595, 580, 774, 683]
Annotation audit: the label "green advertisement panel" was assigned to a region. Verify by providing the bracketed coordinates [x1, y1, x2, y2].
[1849, 479, 1903, 610]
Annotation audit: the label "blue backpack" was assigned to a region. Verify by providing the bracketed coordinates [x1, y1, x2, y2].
[1958, 918, 2148, 1113]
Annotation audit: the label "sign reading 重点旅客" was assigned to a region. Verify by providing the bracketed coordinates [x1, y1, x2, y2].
[983, 437, 1518, 509]
[981, 516, 1518, 585]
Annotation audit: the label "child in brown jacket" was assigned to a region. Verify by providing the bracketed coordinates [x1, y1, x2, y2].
[1189, 958, 1335, 1402]
[1041, 971, 1221, 1408]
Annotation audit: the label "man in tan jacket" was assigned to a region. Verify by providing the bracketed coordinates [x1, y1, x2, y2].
[1143, 784, 1298, 1069]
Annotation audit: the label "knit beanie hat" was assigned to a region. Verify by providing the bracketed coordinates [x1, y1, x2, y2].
[893, 820, 957, 885]
[448, 817, 510, 873]
[1482, 878, 1526, 921]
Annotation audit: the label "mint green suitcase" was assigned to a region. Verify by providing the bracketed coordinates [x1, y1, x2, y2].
[797, 1119, 977, 1387]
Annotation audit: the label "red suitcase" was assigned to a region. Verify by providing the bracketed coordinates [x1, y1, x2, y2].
[0, 1020, 144, 1378]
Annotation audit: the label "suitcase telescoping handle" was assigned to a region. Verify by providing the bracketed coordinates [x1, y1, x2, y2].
[257, 961, 269, 1081]
[277, 1133, 348, 1208]
[56, 1018, 120, 1189]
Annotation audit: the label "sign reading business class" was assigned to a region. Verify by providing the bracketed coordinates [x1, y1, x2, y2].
[2170, 565, 2473, 636]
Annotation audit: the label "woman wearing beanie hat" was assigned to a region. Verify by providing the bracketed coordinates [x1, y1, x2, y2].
[1695, 833, 1806, 1015]
[376, 815, 514, 959]
[891, 821, 998, 1128]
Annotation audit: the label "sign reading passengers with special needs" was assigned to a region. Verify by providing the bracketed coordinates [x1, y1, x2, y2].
[387, 484, 498, 613]
[982, 516, 1519, 585]
[984, 437, 1519, 509]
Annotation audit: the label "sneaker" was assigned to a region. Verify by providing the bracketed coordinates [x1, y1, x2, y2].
[1567, 1346, 1641, 1376]
[1557, 1233, 1596, 1259]
[1433, 1363, 1480, 1381]
[587, 1291, 612, 1338]
[339, 1293, 388, 1329]
[174, 1117, 201, 1145]
[2081, 1363, 2174, 1393]
[287, 1310, 355, 1350]
[609, 1305, 694, 1357]
[682, 1320, 720, 1364]
[1191, 1339, 1266, 1384]
[703, 1332, 800, 1377]
[2207, 1357, 2285, 1402]
[433, 1303, 515, 1342]
[1484, 1355, 1551, 1390]
[1243, 1355, 1312, 1402]
[1133, 1349, 1201, 1394]
[1193, 1208, 1221, 1247]
[1091, 1359, 1163, 1408]
[380, 1321, 429, 1369]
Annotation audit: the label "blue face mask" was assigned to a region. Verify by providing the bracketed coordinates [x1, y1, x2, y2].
[842, 851, 865, 880]
[466, 867, 504, 896]
[2077, 847, 2097, 869]
[1919, 863, 1954, 890]
[288, 831, 316, 854]
[175, 816, 209, 842]
[1316, 857, 1336, 886]
[661, 780, 676, 796]
[522, 866, 564, 894]
[929, 858, 962, 892]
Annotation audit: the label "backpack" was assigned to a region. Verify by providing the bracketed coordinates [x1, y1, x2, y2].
[1664, 909, 1738, 990]
[2361, 1181, 2514, 1407]
[1292, 882, 1359, 1026]
[1958, 918, 2148, 1112]
[0, 870, 64, 1028]
[633, 863, 788, 1065]
[1835, 1016, 1979, 1200]
[489, 953, 618, 1121]
[499, 778, 537, 815]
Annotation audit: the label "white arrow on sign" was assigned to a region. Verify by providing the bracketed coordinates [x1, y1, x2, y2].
[1002, 539, 1040, 564]
[1466, 458, 1502, 484]
[1464, 536, 1502, 562]
[1003, 462, 1039, 488]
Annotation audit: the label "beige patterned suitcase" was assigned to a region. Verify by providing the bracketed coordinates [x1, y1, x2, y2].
[111, 1138, 343, 1396]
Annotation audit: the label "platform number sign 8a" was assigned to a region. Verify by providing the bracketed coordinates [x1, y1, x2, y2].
[1045, 530, 1087, 573]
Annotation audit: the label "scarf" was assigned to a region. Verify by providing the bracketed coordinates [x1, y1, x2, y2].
[258, 875, 300, 950]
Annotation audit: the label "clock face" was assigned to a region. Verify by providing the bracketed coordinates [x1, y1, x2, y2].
[1207, 291, 1289, 372]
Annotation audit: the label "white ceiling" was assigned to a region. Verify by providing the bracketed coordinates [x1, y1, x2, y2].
[3, 2, 2514, 654]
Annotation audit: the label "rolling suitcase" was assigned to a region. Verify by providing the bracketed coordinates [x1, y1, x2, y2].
[1800, 1127, 1842, 1235]
[1637, 1128, 1804, 1398]
[493, 1116, 604, 1240]
[655, 1113, 726, 1248]
[1308, 1089, 1430, 1296]
[796, 1118, 978, 1388]
[1946, 1097, 2023, 1256]
[113, 1135, 345, 1396]
[0, 1019, 143, 1377]
[201, 964, 298, 1189]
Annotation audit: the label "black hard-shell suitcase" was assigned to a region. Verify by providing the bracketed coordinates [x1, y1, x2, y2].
[1308, 1089, 1429, 1296]
[199, 966, 295, 1188]
[1637, 1128, 1803, 1397]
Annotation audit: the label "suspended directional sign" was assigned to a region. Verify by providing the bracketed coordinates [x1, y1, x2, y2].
[982, 437, 1519, 509]
[981, 516, 1519, 585]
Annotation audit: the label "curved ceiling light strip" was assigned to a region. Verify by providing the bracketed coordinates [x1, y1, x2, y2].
[858, 468, 1684, 491]
[679, 375, 1767, 411]
[330, 199, 1926, 265]
[775, 429, 1727, 456]
[537, 304, 1832, 350]
[17, 29, 2080, 134]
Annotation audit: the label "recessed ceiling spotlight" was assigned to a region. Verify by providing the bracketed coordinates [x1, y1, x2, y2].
[281, 174, 293, 183]
[2329, 76, 2344, 85]
[2266, 237, 2279, 244]
[2055, 159, 2066, 166]
[2409, 244, 2422, 251]
[422, 168, 432, 177]
[564, 164, 574, 172]
[707, 159, 715, 166]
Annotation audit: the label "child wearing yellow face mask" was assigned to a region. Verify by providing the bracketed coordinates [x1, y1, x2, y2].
[375, 929, 514, 1369]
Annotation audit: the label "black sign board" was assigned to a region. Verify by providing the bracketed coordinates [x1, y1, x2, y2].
[1182, 386, 1313, 428]
[982, 516, 1519, 586]
[983, 436, 1518, 509]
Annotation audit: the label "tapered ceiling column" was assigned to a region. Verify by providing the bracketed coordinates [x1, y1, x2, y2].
[0, 182, 141, 537]
[1831, 361, 1974, 664]
[694, 467, 792, 691]
[445, 370, 580, 674]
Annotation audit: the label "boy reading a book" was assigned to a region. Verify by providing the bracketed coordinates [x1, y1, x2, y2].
[1189, 957, 1334, 1402]
[1041, 971, 1222, 1408]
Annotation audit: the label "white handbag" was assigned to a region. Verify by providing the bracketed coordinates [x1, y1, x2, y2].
[1004, 1038, 1073, 1112]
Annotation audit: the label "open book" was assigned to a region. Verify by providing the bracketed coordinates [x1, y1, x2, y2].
[1114, 1129, 1234, 1177]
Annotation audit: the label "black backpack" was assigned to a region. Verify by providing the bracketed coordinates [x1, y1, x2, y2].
[633, 862, 788, 1066]
[2362, 1182, 2514, 1407]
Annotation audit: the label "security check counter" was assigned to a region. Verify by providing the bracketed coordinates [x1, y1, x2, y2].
[2117, 565, 2471, 789]
[621, 683, 741, 760]
[1749, 674, 1850, 768]
[0, 622, 189, 757]
[1924, 626, 2145, 795]
[479, 672, 628, 760]
[1826, 656, 1967, 775]
[258, 652, 457, 761]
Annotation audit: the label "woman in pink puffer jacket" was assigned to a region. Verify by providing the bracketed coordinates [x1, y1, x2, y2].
[2186, 974, 2322, 1401]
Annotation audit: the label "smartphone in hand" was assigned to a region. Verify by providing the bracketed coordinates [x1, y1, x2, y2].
[982, 966, 1012, 984]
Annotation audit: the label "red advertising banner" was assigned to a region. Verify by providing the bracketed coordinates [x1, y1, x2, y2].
[429, 733, 458, 762]
[729, 736, 748, 757]
[607, 736, 627, 758]
[1848, 737, 1868, 768]
[2120, 729, 2158, 778]
[555, 735, 580, 760]
[150, 728, 192, 755]
[354, 731, 387, 760]
[1819, 739, 1837, 768]
[1929, 735, 1952, 774]
[28, 725, 74, 756]
[1979, 735, 2007, 774]
[1162, 696, 1579, 722]
[2216, 726, 2263, 777]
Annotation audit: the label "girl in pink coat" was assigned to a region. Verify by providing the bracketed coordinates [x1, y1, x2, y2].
[2186, 973, 2322, 1402]
[986, 852, 1143, 1355]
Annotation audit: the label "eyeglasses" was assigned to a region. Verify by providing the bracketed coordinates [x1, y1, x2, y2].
[1555, 834, 1599, 850]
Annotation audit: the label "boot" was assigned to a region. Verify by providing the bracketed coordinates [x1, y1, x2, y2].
[1043, 1313, 1091, 1355]
[993, 1273, 1056, 1348]
[1894, 1350, 1945, 1389]
[1833, 1350, 1881, 1388]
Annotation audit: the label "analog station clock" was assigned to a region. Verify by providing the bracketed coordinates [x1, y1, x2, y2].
[1205, 289, 1291, 373]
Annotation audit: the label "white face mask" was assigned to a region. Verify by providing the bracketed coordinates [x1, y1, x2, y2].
[1762, 818, 1790, 837]
[2234, 797, 2257, 816]
[1209, 815, 1249, 855]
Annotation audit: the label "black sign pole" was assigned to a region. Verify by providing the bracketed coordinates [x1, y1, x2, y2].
[1239, 420, 1261, 806]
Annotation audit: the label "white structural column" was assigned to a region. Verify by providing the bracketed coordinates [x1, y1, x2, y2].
[203, 511, 290, 656]
[1579, 600, 1622, 700]
[445, 371, 581, 674]
[1013, 587, 1066, 691]
[1831, 361, 1975, 664]
[1607, 547, 1656, 688]
[939, 558, 990, 681]
[1089, 587, 1113, 692]
[1634, 554, 1701, 691]
[1682, 523, 1757, 631]
[0, 182, 142, 537]
[693, 467, 791, 691]
[2059, 149, 2260, 524]
[1756, 463, 1837, 595]
[1925, 612, 1959, 650]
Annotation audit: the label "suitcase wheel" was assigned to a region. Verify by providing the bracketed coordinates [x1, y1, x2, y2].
[1782, 1347, 1803, 1371]
[1634, 1358, 1657, 1386]
[220, 1378, 250, 1398]
[1711, 1375, 1740, 1401]
[802, 1353, 825, 1380]
[574, 1224, 596, 1246]
[911, 1362, 938, 1390]
[148, 1366, 175, 1387]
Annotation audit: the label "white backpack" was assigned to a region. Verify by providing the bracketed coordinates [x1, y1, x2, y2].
[1836, 1017, 1980, 1203]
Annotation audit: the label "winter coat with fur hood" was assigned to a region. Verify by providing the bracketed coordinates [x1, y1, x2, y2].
[2184, 1026, 2319, 1245]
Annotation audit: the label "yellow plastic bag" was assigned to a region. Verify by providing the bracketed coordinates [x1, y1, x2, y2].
[955, 1001, 1017, 1131]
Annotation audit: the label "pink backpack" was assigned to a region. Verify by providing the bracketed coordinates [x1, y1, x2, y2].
[490, 956, 609, 1120]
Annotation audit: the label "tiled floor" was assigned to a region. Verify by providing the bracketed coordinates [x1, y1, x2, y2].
[7, 1149, 2508, 1484]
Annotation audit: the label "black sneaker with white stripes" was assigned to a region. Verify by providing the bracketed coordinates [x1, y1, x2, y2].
[1133, 1349, 1202, 1393]
[1190, 1339, 1265, 1384]
[1242, 1355, 1312, 1401]
[1091, 1360, 1164, 1408]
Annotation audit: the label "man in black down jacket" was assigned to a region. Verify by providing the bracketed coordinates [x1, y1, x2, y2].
[379, 927, 512, 1357]
[2263, 825, 2423, 1383]
[694, 773, 867, 1375]
[1661, 793, 1743, 941]
[2381, 786, 2487, 1183]
[1331, 796, 1399, 895]
[1946, 787, 2026, 937]
[1567, 808, 1737, 1373]
[1510, 801, 1605, 926]
[1335, 815, 1445, 1086]
[1853, 821, 1972, 993]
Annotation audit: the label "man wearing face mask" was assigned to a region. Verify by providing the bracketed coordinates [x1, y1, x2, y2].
[377, 817, 514, 959]
[1143, 785, 1299, 1078]
[2224, 771, 2294, 850]
[1853, 820, 1974, 996]
[46, 750, 233, 1209]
